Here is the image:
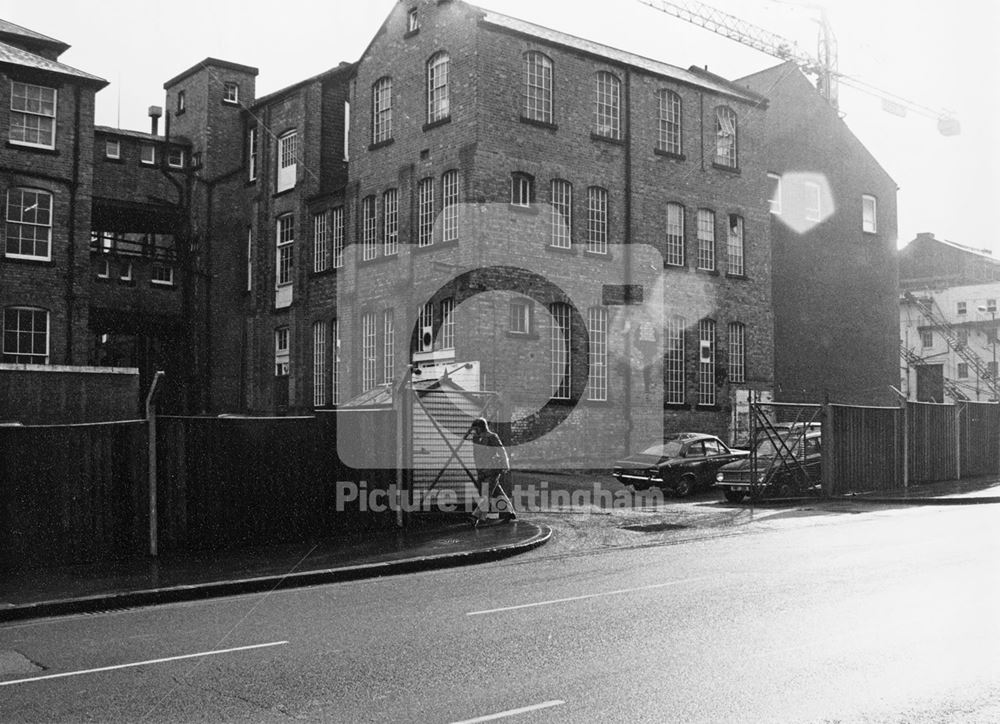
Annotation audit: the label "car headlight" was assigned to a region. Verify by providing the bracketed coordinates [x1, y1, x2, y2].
[757, 473, 767, 483]
[716, 472, 724, 481]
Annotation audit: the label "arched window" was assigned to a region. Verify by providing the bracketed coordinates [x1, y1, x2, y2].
[372, 76, 392, 144]
[523, 51, 553, 123]
[657, 90, 682, 155]
[665, 202, 685, 267]
[594, 71, 621, 139]
[426, 52, 450, 124]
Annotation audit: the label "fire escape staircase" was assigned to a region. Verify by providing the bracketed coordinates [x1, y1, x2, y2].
[903, 292, 1000, 399]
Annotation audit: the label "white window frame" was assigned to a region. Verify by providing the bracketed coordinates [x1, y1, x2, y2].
[362, 196, 377, 261]
[314, 210, 331, 273]
[248, 126, 258, 181]
[96, 258, 110, 279]
[383, 188, 399, 256]
[665, 202, 685, 267]
[223, 81, 240, 104]
[313, 321, 328, 407]
[177, 90, 186, 114]
[510, 173, 532, 208]
[441, 298, 455, 350]
[587, 307, 608, 402]
[587, 186, 608, 255]
[550, 302, 572, 399]
[275, 327, 290, 377]
[509, 300, 531, 335]
[276, 214, 295, 287]
[167, 148, 184, 169]
[697, 208, 715, 271]
[427, 52, 450, 124]
[5, 187, 53, 260]
[372, 76, 392, 144]
[665, 315, 686, 405]
[698, 319, 716, 406]
[277, 130, 298, 192]
[920, 329, 933, 348]
[332, 207, 345, 268]
[727, 215, 745, 277]
[862, 194, 877, 233]
[407, 8, 420, 32]
[105, 139, 121, 159]
[767, 173, 782, 215]
[728, 322, 746, 384]
[550, 179, 572, 249]
[120, 261, 133, 282]
[442, 170, 459, 243]
[714, 106, 738, 168]
[418, 302, 434, 353]
[10, 81, 56, 149]
[151, 262, 174, 286]
[524, 51, 553, 124]
[657, 89, 682, 155]
[140, 144, 156, 165]
[2, 306, 49, 364]
[362, 313, 377, 391]
[418, 177, 434, 247]
[383, 309, 395, 383]
[594, 71, 621, 139]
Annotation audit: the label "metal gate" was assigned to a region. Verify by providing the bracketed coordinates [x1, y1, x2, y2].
[745, 400, 825, 499]
[409, 387, 501, 510]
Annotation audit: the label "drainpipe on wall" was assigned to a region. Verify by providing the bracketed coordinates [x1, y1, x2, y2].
[64, 85, 83, 364]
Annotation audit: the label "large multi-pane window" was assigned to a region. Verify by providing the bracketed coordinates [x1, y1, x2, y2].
[665, 203, 685, 267]
[587, 186, 608, 254]
[362, 313, 377, 392]
[442, 170, 459, 242]
[276, 214, 294, 286]
[277, 130, 298, 192]
[550, 303, 571, 399]
[383, 309, 394, 383]
[372, 76, 392, 144]
[594, 72, 621, 139]
[664, 315, 686, 405]
[698, 319, 716, 406]
[587, 307, 608, 402]
[441, 298, 455, 350]
[550, 179, 572, 249]
[523, 51, 553, 123]
[10, 82, 56, 149]
[313, 321, 327, 407]
[426, 52, 450, 124]
[5, 188, 52, 260]
[313, 210, 331, 272]
[383, 188, 399, 256]
[697, 209, 715, 271]
[331, 318, 341, 405]
[727, 214, 745, 276]
[332, 207, 345, 269]
[418, 177, 435, 247]
[714, 106, 738, 168]
[362, 195, 377, 261]
[728, 322, 746, 384]
[2, 307, 49, 364]
[657, 89, 682, 155]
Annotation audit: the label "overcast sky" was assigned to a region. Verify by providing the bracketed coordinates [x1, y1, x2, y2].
[9, 1, 998, 254]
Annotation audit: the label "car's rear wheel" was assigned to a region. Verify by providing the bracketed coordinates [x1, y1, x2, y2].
[674, 474, 697, 498]
[777, 481, 796, 498]
[723, 489, 745, 503]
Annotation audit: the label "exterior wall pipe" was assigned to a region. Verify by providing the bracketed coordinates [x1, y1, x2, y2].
[146, 371, 166, 556]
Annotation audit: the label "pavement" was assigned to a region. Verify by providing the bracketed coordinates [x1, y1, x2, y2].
[1, 475, 997, 624]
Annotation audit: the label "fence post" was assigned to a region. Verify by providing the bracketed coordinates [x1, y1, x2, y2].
[954, 404, 962, 481]
[822, 402, 835, 496]
[145, 371, 165, 556]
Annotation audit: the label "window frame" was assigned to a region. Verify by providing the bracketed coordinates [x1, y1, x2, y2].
[426, 52, 451, 125]
[361, 312, 377, 391]
[4, 187, 53, 261]
[105, 139, 121, 159]
[441, 170, 459, 243]
[657, 89, 682, 155]
[587, 306, 608, 401]
[698, 318, 717, 406]
[2, 306, 49, 364]
[441, 298, 455, 350]
[140, 144, 156, 166]
[664, 315, 686, 405]
[313, 320, 328, 407]
[313, 209, 331, 273]
[728, 321, 746, 384]
[767, 172, 782, 215]
[697, 208, 716, 271]
[727, 214, 745, 277]
[248, 126, 258, 182]
[383, 188, 399, 256]
[331, 206, 345, 269]
[276, 213, 295, 287]
[383, 309, 395, 384]
[372, 76, 393, 145]
[509, 299, 532, 335]
[549, 302, 572, 400]
[862, 194, 878, 233]
[275, 326, 290, 378]
[9, 81, 57, 149]
[714, 106, 738, 169]
[223, 81, 240, 105]
[276, 130, 298, 192]
[362, 195, 377, 261]
[418, 177, 435, 247]
[594, 71, 621, 139]
[523, 51, 553, 124]
[665, 202, 685, 267]
[550, 178, 572, 248]
[510, 172, 533, 208]
[587, 186, 608, 255]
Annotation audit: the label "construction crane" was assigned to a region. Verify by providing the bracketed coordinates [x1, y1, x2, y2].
[636, 0, 960, 136]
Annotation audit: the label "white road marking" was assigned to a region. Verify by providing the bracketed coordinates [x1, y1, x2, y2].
[0, 640, 288, 687]
[467, 578, 706, 616]
[450, 699, 566, 723]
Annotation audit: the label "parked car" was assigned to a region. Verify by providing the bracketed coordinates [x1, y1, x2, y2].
[612, 433, 749, 497]
[715, 430, 822, 502]
[733, 421, 822, 450]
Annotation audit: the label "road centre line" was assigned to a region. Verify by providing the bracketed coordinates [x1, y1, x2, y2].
[467, 578, 707, 616]
[450, 699, 566, 723]
[0, 641, 288, 687]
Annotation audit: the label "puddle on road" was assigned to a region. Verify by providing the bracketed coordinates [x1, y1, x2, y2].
[621, 522, 689, 533]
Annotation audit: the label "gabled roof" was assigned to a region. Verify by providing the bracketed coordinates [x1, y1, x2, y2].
[0, 38, 106, 87]
[251, 61, 355, 110]
[903, 233, 1000, 265]
[0, 18, 69, 55]
[477, 7, 764, 104]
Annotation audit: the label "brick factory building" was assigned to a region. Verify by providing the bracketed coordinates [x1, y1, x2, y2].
[1, 2, 899, 464]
